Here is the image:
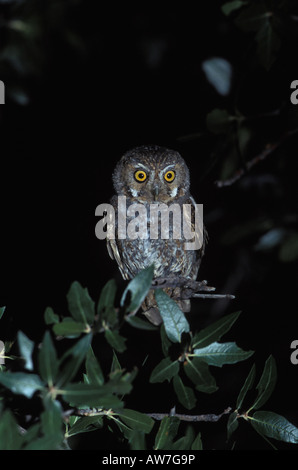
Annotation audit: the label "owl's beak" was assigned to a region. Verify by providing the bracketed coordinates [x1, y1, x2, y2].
[153, 185, 159, 201]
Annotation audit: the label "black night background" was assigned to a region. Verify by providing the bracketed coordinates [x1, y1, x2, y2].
[0, 0, 298, 451]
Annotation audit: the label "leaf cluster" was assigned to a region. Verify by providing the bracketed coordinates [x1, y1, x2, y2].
[227, 356, 298, 447]
[0, 265, 297, 450]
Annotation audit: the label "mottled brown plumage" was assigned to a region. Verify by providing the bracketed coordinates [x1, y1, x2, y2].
[107, 145, 207, 325]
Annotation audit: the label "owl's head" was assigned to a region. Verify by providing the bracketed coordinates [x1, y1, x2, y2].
[112, 145, 190, 203]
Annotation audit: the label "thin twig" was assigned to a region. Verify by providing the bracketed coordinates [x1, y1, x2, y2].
[65, 407, 232, 423]
[215, 129, 298, 188]
[64, 408, 107, 418]
[146, 407, 232, 423]
[190, 293, 235, 300]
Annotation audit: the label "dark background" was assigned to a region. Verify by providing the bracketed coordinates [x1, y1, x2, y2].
[0, 0, 298, 449]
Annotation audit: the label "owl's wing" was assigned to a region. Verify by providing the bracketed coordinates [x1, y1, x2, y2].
[106, 237, 130, 280]
[106, 195, 131, 281]
[186, 196, 208, 280]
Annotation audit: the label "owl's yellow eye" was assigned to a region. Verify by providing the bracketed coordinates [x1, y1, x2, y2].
[164, 170, 175, 182]
[134, 170, 147, 182]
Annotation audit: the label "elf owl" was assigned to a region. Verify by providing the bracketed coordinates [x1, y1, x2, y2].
[107, 145, 207, 325]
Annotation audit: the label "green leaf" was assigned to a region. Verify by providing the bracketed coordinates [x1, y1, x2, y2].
[38, 331, 58, 387]
[98, 279, 117, 311]
[236, 364, 256, 410]
[41, 399, 63, 440]
[227, 411, 239, 441]
[173, 375, 196, 410]
[250, 411, 298, 444]
[206, 108, 235, 134]
[193, 341, 254, 367]
[235, 4, 281, 71]
[111, 415, 134, 440]
[125, 315, 157, 331]
[202, 57, 232, 96]
[110, 367, 137, 389]
[117, 409, 154, 434]
[0, 371, 44, 398]
[7, 87, 30, 106]
[191, 432, 203, 450]
[237, 123, 251, 157]
[121, 265, 154, 312]
[279, 232, 298, 263]
[184, 357, 218, 393]
[104, 329, 127, 353]
[44, 306, 59, 325]
[154, 416, 180, 450]
[63, 367, 133, 408]
[234, 4, 269, 32]
[61, 383, 125, 408]
[53, 319, 91, 336]
[23, 435, 63, 450]
[171, 428, 194, 450]
[155, 289, 189, 343]
[0, 306, 6, 320]
[254, 228, 285, 252]
[149, 357, 179, 383]
[256, 20, 280, 71]
[111, 349, 121, 373]
[56, 333, 92, 387]
[85, 346, 104, 386]
[17, 331, 34, 371]
[66, 415, 103, 437]
[0, 410, 23, 450]
[250, 355, 277, 410]
[192, 311, 241, 349]
[67, 281, 95, 325]
[97, 279, 117, 326]
[218, 144, 240, 181]
[221, 1, 247, 16]
[21, 423, 40, 446]
[128, 430, 147, 450]
[160, 323, 171, 357]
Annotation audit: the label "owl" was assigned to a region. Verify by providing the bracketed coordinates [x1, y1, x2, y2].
[107, 145, 207, 325]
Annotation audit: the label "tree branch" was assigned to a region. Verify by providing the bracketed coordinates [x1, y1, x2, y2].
[64, 407, 232, 423]
[191, 293, 235, 299]
[146, 407, 232, 423]
[215, 129, 298, 188]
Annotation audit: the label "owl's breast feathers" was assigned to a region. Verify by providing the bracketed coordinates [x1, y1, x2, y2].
[106, 195, 207, 282]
